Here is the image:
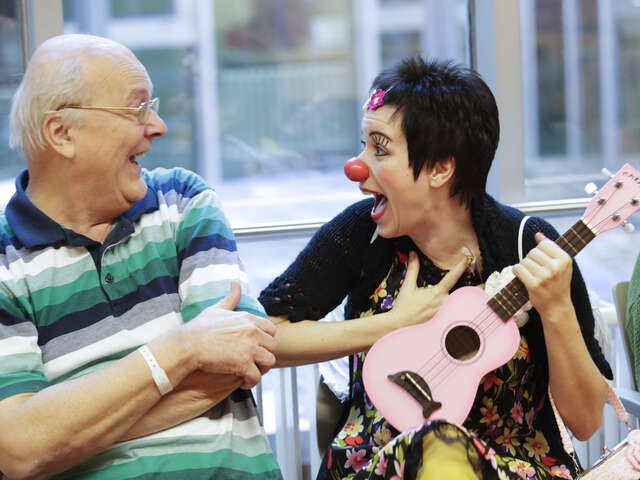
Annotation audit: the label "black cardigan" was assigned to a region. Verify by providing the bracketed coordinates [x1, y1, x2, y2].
[259, 195, 613, 380]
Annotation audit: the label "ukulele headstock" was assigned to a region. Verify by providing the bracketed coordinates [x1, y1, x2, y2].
[583, 164, 640, 235]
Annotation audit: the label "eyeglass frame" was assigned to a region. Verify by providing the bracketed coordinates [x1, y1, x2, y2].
[46, 97, 160, 125]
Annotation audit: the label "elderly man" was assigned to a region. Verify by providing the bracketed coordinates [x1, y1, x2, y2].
[0, 34, 282, 479]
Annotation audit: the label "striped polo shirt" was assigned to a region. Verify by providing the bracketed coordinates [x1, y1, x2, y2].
[0, 167, 282, 479]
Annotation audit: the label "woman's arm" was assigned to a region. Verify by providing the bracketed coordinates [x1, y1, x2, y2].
[273, 251, 469, 366]
[513, 232, 607, 440]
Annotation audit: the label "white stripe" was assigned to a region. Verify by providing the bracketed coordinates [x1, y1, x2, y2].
[43, 311, 183, 380]
[179, 264, 248, 299]
[117, 412, 267, 446]
[0, 246, 90, 283]
[0, 334, 40, 355]
[135, 202, 181, 233]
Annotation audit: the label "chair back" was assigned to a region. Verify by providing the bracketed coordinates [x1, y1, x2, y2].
[614, 281, 634, 389]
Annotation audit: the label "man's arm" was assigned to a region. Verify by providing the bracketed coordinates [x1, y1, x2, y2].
[120, 371, 241, 441]
[118, 283, 262, 442]
[0, 288, 276, 480]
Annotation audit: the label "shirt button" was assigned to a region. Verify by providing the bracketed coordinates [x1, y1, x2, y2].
[105, 273, 114, 284]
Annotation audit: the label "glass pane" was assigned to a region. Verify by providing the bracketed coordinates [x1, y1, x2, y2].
[535, 0, 566, 157]
[0, 0, 24, 193]
[521, 0, 640, 201]
[60, 0, 469, 227]
[619, 1, 640, 155]
[110, 0, 173, 17]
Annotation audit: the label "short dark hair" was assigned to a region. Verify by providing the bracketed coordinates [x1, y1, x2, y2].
[370, 56, 499, 208]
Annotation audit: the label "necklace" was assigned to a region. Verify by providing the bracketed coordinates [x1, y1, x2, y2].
[460, 246, 479, 276]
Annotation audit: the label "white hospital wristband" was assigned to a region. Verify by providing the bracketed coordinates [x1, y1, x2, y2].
[139, 345, 173, 395]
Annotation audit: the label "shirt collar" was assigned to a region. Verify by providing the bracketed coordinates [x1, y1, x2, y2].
[5, 169, 158, 248]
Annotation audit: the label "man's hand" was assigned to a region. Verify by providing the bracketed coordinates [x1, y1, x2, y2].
[184, 282, 277, 389]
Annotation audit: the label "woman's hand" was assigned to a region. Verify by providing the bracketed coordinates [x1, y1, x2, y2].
[390, 250, 469, 329]
[512, 232, 573, 320]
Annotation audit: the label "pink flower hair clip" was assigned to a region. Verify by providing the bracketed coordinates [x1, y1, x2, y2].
[363, 86, 393, 112]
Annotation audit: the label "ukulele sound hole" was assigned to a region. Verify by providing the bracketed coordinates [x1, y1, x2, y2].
[445, 325, 480, 361]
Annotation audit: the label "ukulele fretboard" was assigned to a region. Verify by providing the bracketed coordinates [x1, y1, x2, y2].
[487, 219, 595, 321]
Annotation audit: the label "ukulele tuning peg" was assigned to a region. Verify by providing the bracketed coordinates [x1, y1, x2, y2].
[584, 182, 598, 195]
[601, 167, 614, 179]
[623, 221, 636, 234]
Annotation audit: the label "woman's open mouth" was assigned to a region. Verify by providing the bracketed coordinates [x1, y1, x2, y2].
[362, 188, 388, 221]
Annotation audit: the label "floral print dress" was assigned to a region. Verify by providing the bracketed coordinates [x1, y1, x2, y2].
[316, 250, 580, 480]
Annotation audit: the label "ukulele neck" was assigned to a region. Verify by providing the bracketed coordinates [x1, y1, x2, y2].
[487, 219, 595, 321]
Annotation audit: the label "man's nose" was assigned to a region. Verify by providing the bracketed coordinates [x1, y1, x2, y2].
[146, 110, 168, 138]
[344, 157, 369, 182]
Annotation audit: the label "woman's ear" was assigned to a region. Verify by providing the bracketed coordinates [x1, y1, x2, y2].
[41, 114, 75, 158]
[429, 157, 455, 188]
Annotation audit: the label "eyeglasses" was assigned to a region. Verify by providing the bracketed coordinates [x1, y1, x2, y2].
[47, 97, 160, 124]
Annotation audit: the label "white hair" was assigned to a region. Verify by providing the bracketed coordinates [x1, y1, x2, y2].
[9, 34, 148, 155]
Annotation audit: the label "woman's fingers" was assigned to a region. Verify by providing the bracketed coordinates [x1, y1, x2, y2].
[437, 255, 470, 293]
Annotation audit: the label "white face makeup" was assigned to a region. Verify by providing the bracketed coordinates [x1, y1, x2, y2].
[356, 104, 434, 240]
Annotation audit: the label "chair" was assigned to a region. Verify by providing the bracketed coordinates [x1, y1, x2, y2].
[612, 281, 640, 417]
[315, 378, 343, 457]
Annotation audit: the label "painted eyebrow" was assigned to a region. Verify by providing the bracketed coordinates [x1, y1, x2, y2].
[369, 131, 391, 142]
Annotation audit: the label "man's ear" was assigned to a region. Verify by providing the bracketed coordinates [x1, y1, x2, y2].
[429, 157, 455, 188]
[41, 114, 75, 158]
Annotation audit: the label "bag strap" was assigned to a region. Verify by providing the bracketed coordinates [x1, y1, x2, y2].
[518, 215, 530, 262]
[551, 377, 630, 457]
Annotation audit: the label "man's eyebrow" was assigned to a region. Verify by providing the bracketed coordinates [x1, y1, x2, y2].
[125, 88, 150, 103]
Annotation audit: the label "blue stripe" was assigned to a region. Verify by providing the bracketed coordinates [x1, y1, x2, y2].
[38, 276, 179, 344]
[179, 234, 237, 268]
[145, 167, 210, 201]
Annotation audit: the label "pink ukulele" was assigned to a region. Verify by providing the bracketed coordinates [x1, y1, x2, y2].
[363, 163, 640, 432]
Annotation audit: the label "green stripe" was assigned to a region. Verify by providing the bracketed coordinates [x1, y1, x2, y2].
[35, 283, 104, 327]
[108, 247, 179, 293]
[0, 287, 34, 318]
[129, 465, 282, 480]
[0, 378, 47, 400]
[31, 270, 99, 315]
[182, 292, 265, 322]
[51, 348, 136, 384]
[0, 352, 44, 374]
[105, 227, 178, 271]
[28, 255, 96, 290]
[60, 440, 279, 479]
[180, 199, 229, 233]
[177, 204, 234, 251]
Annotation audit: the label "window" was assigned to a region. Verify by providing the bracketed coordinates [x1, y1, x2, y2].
[521, 0, 640, 201]
[61, 0, 469, 226]
[5, 2, 640, 475]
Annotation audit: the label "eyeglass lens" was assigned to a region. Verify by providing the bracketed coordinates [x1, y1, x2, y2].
[139, 98, 159, 124]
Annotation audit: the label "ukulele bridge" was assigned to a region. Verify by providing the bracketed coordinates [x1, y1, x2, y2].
[388, 371, 442, 420]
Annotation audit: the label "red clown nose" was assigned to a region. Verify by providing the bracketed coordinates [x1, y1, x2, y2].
[344, 157, 369, 182]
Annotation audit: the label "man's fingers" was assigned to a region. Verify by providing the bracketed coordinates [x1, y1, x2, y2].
[438, 256, 469, 292]
[213, 281, 242, 310]
[253, 315, 277, 337]
[240, 364, 263, 390]
[254, 347, 277, 374]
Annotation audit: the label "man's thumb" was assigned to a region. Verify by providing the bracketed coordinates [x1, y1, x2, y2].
[214, 281, 242, 310]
